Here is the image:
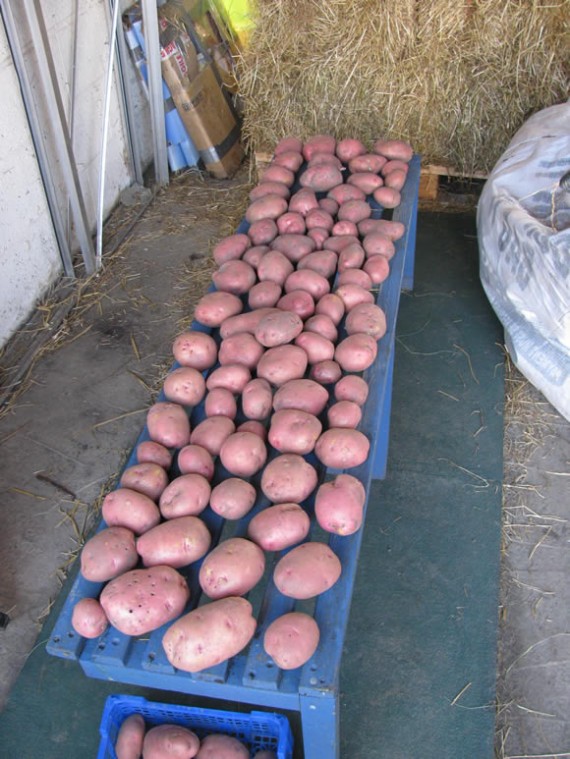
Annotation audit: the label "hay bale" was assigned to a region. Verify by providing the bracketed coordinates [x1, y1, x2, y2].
[237, 0, 569, 174]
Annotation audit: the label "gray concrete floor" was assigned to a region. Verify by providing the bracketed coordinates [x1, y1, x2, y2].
[0, 169, 568, 756]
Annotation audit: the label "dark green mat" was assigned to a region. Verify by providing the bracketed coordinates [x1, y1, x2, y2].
[0, 211, 504, 758]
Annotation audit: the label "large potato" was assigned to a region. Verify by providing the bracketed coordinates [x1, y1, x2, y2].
[304, 313, 338, 343]
[277, 211, 306, 236]
[194, 292, 243, 328]
[256, 345, 308, 387]
[299, 164, 343, 192]
[384, 168, 407, 192]
[172, 331, 217, 371]
[248, 281, 282, 309]
[336, 199, 371, 224]
[305, 207, 334, 232]
[273, 149, 304, 172]
[362, 232, 396, 260]
[315, 428, 370, 469]
[245, 194, 288, 224]
[358, 217, 405, 240]
[162, 596, 256, 672]
[163, 366, 206, 407]
[273, 378, 329, 415]
[115, 714, 145, 759]
[247, 502, 310, 552]
[363, 255, 390, 284]
[199, 537, 265, 599]
[71, 597, 109, 639]
[142, 724, 200, 759]
[296, 250, 338, 279]
[308, 226, 330, 250]
[348, 153, 387, 173]
[332, 220, 358, 237]
[337, 268, 373, 290]
[372, 186, 401, 209]
[347, 172, 383, 194]
[220, 308, 278, 339]
[271, 234, 316, 263]
[372, 138, 413, 162]
[315, 473, 366, 535]
[288, 188, 319, 216]
[345, 303, 387, 340]
[159, 473, 211, 518]
[218, 333, 265, 370]
[120, 462, 169, 501]
[268, 408, 322, 455]
[247, 218, 278, 246]
[264, 612, 320, 670]
[195, 734, 249, 759]
[273, 542, 342, 599]
[335, 333, 378, 372]
[294, 331, 335, 364]
[137, 515, 211, 568]
[336, 137, 367, 162]
[260, 164, 295, 187]
[257, 249, 294, 286]
[206, 364, 251, 394]
[212, 260, 257, 295]
[261, 454, 318, 503]
[243, 244, 270, 267]
[212, 233, 251, 266]
[255, 310, 303, 347]
[276, 290, 315, 321]
[315, 293, 345, 325]
[327, 183, 365, 205]
[338, 242, 366, 272]
[204, 387, 238, 419]
[219, 431, 267, 477]
[209, 478, 257, 519]
[335, 283, 375, 312]
[302, 134, 336, 161]
[177, 444, 215, 480]
[100, 565, 190, 636]
[81, 526, 138, 582]
[284, 270, 330, 300]
[249, 182, 290, 202]
[147, 402, 190, 449]
[136, 440, 173, 470]
[190, 416, 235, 456]
[102, 487, 161, 535]
[241, 377, 273, 420]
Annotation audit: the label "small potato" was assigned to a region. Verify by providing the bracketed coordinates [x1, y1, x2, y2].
[102, 487, 161, 535]
[305, 208, 334, 232]
[120, 463, 169, 501]
[307, 227, 330, 250]
[337, 268, 373, 290]
[273, 542, 341, 599]
[71, 597, 109, 639]
[334, 375, 369, 406]
[190, 416, 235, 456]
[335, 283, 375, 311]
[296, 250, 338, 279]
[315, 428, 370, 468]
[212, 233, 251, 266]
[206, 364, 251, 395]
[256, 345, 308, 387]
[147, 402, 190, 449]
[272, 150, 304, 172]
[274, 136, 303, 155]
[332, 220, 358, 237]
[362, 232, 396, 260]
[212, 260, 256, 294]
[195, 733, 249, 759]
[163, 367, 206, 407]
[257, 249, 294, 286]
[219, 431, 267, 477]
[318, 196, 339, 216]
[269, 408, 322, 455]
[363, 255, 391, 285]
[245, 194, 288, 224]
[264, 612, 320, 670]
[327, 400, 362, 429]
[284, 270, 330, 300]
[335, 333, 378, 372]
[220, 308, 277, 339]
[237, 420, 267, 440]
[260, 164, 295, 187]
[218, 333, 264, 370]
[338, 242, 366, 272]
[137, 515, 211, 568]
[248, 281, 282, 309]
[294, 331, 335, 364]
[209, 478, 257, 519]
[347, 172, 383, 194]
[136, 441, 173, 470]
[315, 292, 345, 324]
[199, 537, 265, 599]
[81, 526, 138, 582]
[247, 218, 278, 246]
[384, 168, 407, 192]
[302, 134, 336, 161]
[273, 378, 329, 415]
[336, 199, 372, 224]
[277, 211, 306, 236]
[255, 310, 304, 347]
[194, 292, 243, 328]
[247, 502, 310, 552]
[315, 473, 366, 535]
[299, 164, 343, 192]
[204, 387, 237, 419]
[271, 234, 316, 264]
[288, 188, 319, 216]
[177, 444, 215, 480]
[162, 596, 256, 673]
[101, 565, 190, 636]
[345, 303, 387, 340]
[261, 454, 318, 503]
[348, 153, 387, 174]
[249, 182, 290, 202]
[336, 137, 367, 163]
[358, 218, 405, 240]
[373, 186, 401, 209]
[243, 245, 270, 268]
[304, 313, 338, 343]
[276, 290, 315, 320]
[372, 138, 413, 162]
[309, 359, 342, 385]
[241, 377, 273, 420]
[159, 473, 211, 519]
[142, 724, 200, 759]
[115, 714, 145, 759]
[172, 331, 218, 371]
[327, 184, 365, 204]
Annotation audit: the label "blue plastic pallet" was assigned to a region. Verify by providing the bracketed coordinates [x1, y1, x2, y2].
[98, 694, 293, 759]
[47, 155, 420, 759]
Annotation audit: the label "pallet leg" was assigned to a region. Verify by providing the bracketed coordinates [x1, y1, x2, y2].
[372, 347, 395, 481]
[402, 200, 418, 291]
[300, 690, 339, 759]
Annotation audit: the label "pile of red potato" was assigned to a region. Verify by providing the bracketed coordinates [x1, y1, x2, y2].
[71, 134, 413, 681]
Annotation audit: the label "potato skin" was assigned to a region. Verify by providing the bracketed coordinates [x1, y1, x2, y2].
[159, 473, 211, 518]
[372, 138, 413, 162]
[247, 218, 278, 246]
[137, 516, 211, 568]
[304, 314, 338, 343]
[172, 331, 218, 371]
[256, 345, 308, 387]
[218, 333, 265, 370]
[80, 526, 138, 582]
[315, 293, 345, 325]
[142, 723, 200, 759]
[273, 378, 329, 415]
[219, 431, 268, 477]
[315, 428, 370, 469]
[296, 250, 338, 279]
[163, 366, 206, 407]
[347, 171, 383, 195]
[212, 259, 257, 294]
[302, 133, 336, 161]
[273, 542, 342, 599]
[294, 332, 335, 365]
[345, 303, 387, 340]
[194, 292, 243, 328]
[102, 488, 161, 535]
[363, 255, 391, 284]
[204, 387, 238, 419]
[241, 377, 273, 420]
[115, 714, 146, 759]
[348, 153, 387, 174]
[162, 596, 256, 673]
[195, 733, 249, 759]
[288, 188, 319, 216]
[336, 137, 367, 162]
[327, 400, 363, 429]
[147, 402, 190, 449]
[335, 333, 378, 372]
[245, 194, 288, 224]
[71, 597, 109, 639]
[248, 281, 282, 310]
[315, 473, 366, 535]
[177, 444, 215, 480]
[190, 416, 235, 456]
[337, 268, 373, 290]
[271, 233, 316, 263]
[276, 290, 315, 321]
[136, 441, 173, 470]
[335, 283, 375, 312]
[255, 310, 303, 347]
[334, 375, 369, 406]
[209, 478, 257, 519]
[268, 408, 322, 455]
[257, 249, 294, 286]
[247, 502, 310, 552]
[261, 454, 318, 504]
[120, 463, 169, 501]
[372, 186, 401, 209]
[199, 537, 265, 599]
[299, 164, 343, 192]
[264, 611, 320, 670]
[309, 359, 342, 385]
[249, 182, 290, 202]
[212, 233, 251, 266]
[206, 364, 251, 395]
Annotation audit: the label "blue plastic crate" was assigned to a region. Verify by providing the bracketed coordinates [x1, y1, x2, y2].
[98, 694, 293, 759]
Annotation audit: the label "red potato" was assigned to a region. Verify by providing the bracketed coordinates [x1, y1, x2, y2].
[288, 188, 319, 216]
[271, 234, 316, 263]
[249, 182, 290, 202]
[332, 220, 358, 237]
[338, 242, 366, 272]
[242, 244, 270, 268]
[257, 249, 294, 286]
[315, 292, 345, 324]
[142, 724, 200, 759]
[102, 488, 161, 535]
[302, 134, 336, 161]
[247, 217, 278, 246]
[209, 478, 257, 519]
[254, 310, 304, 347]
[294, 331, 335, 364]
[261, 454, 318, 503]
[299, 164, 343, 192]
[137, 515, 211, 568]
[296, 250, 338, 279]
[159, 473, 211, 519]
[319, 196, 339, 216]
[219, 308, 278, 339]
[269, 408, 322, 455]
[273, 542, 342, 599]
[337, 268, 373, 290]
[248, 281, 282, 309]
[241, 377, 273, 420]
[284, 270, 330, 300]
[256, 344, 308, 387]
[372, 138, 413, 162]
[335, 333, 378, 372]
[237, 420, 267, 439]
[71, 597, 109, 639]
[247, 502, 310, 551]
[334, 375, 369, 406]
[163, 366, 206, 407]
[304, 313, 338, 342]
[199, 537, 265, 599]
[327, 400, 363, 429]
[219, 431, 267, 477]
[172, 331, 217, 371]
[345, 303, 387, 340]
[206, 364, 251, 395]
[308, 152, 343, 169]
[147, 402, 190, 449]
[335, 283, 375, 312]
[277, 211, 306, 236]
[115, 714, 145, 759]
[245, 194, 288, 224]
[162, 596, 256, 673]
[305, 208, 335, 232]
[348, 153, 387, 174]
[264, 612, 320, 670]
[373, 186, 401, 209]
[260, 164, 295, 187]
[307, 227, 330, 250]
[358, 217, 405, 240]
[336, 199, 372, 224]
[272, 150, 304, 172]
[382, 159, 410, 176]
[273, 378, 329, 415]
[136, 440, 172, 470]
[347, 171, 383, 194]
[315, 428, 370, 468]
[276, 289, 315, 320]
[195, 733, 249, 759]
[80, 526, 138, 582]
[213, 260, 257, 294]
[101, 565, 190, 636]
[274, 136, 303, 155]
[218, 333, 264, 369]
[120, 463, 169, 501]
[177, 444, 215, 480]
[327, 183, 366, 204]
[204, 387, 238, 419]
[315, 473, 366, 535]
[212, 233, 251, 266]
[190, 416, 235, 456]
[362, 232, 396, 260]
[324, 234, 359, 253]
[336, 137, 367, 162]
[194, 292, 243, 328]
[309, 359, 342, 384]
[384, 168, 407, 192]
[363, 255, 391, 285]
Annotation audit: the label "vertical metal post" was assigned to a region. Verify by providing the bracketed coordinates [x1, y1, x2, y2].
[141, 0, 169, 187]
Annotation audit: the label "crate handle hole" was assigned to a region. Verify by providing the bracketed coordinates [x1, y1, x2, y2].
[97, 642, 106, 650]
[67, 631, 75, 638]
[147, 652, 156, 662]
[52, 636, 60, 643]
[111, 638, 121, 646]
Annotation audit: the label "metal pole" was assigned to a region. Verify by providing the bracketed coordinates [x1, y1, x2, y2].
[141, 0, 169, 187]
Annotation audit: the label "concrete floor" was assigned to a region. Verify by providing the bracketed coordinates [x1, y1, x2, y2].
[0, 168, 568, 756]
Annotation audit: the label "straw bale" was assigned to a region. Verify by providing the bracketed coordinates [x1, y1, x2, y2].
[237, 0, 569, 174]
